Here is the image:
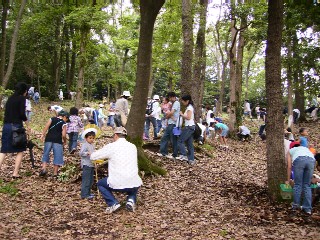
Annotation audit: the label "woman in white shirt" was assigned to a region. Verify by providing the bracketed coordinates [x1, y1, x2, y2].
[177, 95, 196, 165]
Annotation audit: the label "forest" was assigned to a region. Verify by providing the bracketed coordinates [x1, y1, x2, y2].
[0, 0, 320, 239]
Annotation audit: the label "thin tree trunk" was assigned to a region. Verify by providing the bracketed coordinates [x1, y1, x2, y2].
[70, 24, 76, 89]
[192, 0, 208, 121]
[244, 48, 257, 100]
[295, 69, 306, 121]
[265, 0, 285, 201]
[0, 0, 8, 82]
[180, 0, 193, 95]
[65, 25, 71, 93]
[287, 41, 293, 127]
[148, 75, 155, 98]
[2, 0, 27, 88]
[75, 27, 89, 109]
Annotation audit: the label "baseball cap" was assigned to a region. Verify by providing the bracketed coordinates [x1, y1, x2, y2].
[114, 127, 127, 135]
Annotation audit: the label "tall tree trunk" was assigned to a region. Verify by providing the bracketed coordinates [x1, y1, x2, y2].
[180, 0, 193, 95]
[0, 0, 8, 82]
[295, 69, 306, 121]
[265, 0, 285, 201]
[70, 24, 76, 90]
[65, 25, 71, 93]
[234, 17, 246, 129]
[192, 0, 208, 121]
[148, 75, 155, 98]
[218, 61, 228, 115]
[75, 26, 89, 109]
[228, 16, 237, 133]
[126, 0, 165, 175]
[53, 17, 62, 98]
[2, 0, 27, 88]
[244, 48, 257, 100]
[287, 40, 293, 127]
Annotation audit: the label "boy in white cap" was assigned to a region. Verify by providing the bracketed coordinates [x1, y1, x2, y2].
[79, 128, 97, 199]
[91, 127, 142, 213]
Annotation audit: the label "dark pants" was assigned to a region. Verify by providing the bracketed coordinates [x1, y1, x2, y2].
[97, 177, 139, 206]
[81, 165, 94, 198]
[68, 132, 78, 152]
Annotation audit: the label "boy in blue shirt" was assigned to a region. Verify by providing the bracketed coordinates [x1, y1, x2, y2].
[299, 128, 309, 147]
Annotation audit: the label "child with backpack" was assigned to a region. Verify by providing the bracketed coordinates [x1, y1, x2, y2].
[39, 110, 69, 177]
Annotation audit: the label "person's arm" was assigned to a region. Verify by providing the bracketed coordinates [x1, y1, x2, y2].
[180, 109, 192, 120]
[20, 97, 27, 122]
[79, 144, 90, 157]
[286, 153, 293, 183]
[41, 119, 52, 142]
[91, 145, 111, 160]
[124, 100, 129, 116]
[62, 125, 67, 144]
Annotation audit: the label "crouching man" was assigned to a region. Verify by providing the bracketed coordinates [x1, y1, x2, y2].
[90, 127, 142, 214]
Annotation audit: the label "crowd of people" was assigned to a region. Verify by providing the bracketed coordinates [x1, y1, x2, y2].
[0, 82, 320, 215]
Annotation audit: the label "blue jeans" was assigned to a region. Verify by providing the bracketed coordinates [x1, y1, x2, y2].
[42, 142, 64, 166]
[144, 117, 157, 138]
[97, 177, 140, 206]
[160, 124, 178, 157]
[68, 132, 79, 152]
[81, 165, 94, 198]
[178, 126, 195, 161]
[107, 115, 115, 127]
[157, 119, 162, 133]
[292, 156, 315, 212]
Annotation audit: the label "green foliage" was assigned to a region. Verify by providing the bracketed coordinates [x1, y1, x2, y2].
[0, 180, 19, 197]
[58, 164, 79, 182]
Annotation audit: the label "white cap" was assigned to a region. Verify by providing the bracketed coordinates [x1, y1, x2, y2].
[99, 104, 104, 108]
[122, 91, 131, 97]
[114, 127, 127, 135]
[81, 128, 98, 139]
[153, 95, 160, 100]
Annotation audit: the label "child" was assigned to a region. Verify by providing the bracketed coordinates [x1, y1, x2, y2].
[160, 97, 172, 131]
[25, 95, 32, 122]
[98, 104, 107, 129]
[299, 127, 309, 147]
[238, 126, 250, 141]
[79, 129, 96, 199]
[285, 127, 294, 141]
[39, 110, 69, 177]
[67, 107, 84, 154]
[213, 122, 229, 147]
[107, 100, 116, 128]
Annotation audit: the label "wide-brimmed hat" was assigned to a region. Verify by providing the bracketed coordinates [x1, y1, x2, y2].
[153, 95, 160, 100]
[114, 127, 127, 135]
[81, 128, 98, 139]
[122, 91, 131, 97]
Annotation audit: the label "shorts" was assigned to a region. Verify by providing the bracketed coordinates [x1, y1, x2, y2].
[221, 129, 229, 137]
[42, 142, 64, 166]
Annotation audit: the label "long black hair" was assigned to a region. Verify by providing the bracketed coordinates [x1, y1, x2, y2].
[181, 94, 193, 106]
[14, 82, 28, 96]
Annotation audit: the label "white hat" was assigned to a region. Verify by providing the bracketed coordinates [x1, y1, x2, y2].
[99, 104, 104, 108]
[113, 127, 127, 135]
[153, 95, 160, 100]
[122, 91, 131, 97]
[81, 128, 98, 139]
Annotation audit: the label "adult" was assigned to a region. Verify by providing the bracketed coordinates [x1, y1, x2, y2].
[58, 89, 63, 101]
[237, 126, 251, 141]
[286, 142, 315, 215]
[244, 100, 252, 118]
[33, 89, 40, 104]
[48, 105, 63, 117]
[158, 92, 180, 159]
[115, 91, 130, 127]
[91, 127, 142, 213]
[205, 105, 213, 124]
[69, 91, 76, 101]
[177, 95, 196, 165]
[79, 106, 95, 125]
[255, 105, 260, 120]
[293, 108, 300, 124]
[144, 95, 160, 140]
[107, 100, 116, 128]
[0, 82, 29, 178]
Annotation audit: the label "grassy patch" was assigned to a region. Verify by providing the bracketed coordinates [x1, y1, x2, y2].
[58, 164, 79, 182]
[0, 179, 19, 196]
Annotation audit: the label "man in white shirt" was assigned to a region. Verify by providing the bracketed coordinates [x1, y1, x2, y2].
[244, 100, 252, 118]
[91, 127, 142, 214]
[115, 91, 130, 127]
[144, 95, 160, 140]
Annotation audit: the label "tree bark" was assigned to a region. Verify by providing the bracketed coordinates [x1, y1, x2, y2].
[2, 0, 27, 88]
[295, 69, 306, 121]
[265, 0, 285, 201]
[53, 16, 62, 98]
[75, 26, 89, 109]
[126, 0, 166, 175]
[70, 24, 76, 91]
[0, 0, 8, 82]
[287, 40, 293, 127]
[65, 25, 71, 93]
[192, 0, 208, 121]
[180, 0, 193, 95]
[244, 48, 257, 100]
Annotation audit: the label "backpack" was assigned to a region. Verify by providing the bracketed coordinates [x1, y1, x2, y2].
[145, 101, 154, 115]
[193, 123, 202, 140]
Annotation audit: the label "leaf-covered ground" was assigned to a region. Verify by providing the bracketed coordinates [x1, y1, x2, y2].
[0, 102, 320, 239]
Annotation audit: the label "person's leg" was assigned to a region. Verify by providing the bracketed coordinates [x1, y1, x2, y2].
[301, 157, 315, 213]
[52, 143, 64, 176]
[157, 119, 162, 133]
[185, 127, 195, 161]
[170, 126, 179, 158]
[89, 167, 94, 195]
[151, 117, 158, 138]
[81, 165, 92, 198]
[72, 132, 79, 151]
[12, 152, 23, 177]
[0, 153, 6, 169]
[97, 178, 118, 206]
[178, 128, 188, 157]
[68, 132, 73, 152]
[41, 142, 52, 172]
[292, 157, 304, 209]
[126, 187, 139, 203]
[160, 125, 172, 156]
[144, 117, 151, 139]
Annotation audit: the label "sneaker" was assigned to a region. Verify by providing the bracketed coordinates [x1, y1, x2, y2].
[82, 194, 95, 200]
[126, 200, 136, 212]
[105, 203, 121, 214]
[176, 155, 187, 161]
[165, 154, 174, 160]
[199, 141, 203, 145]
[188, 160, 196, 165]
[156, 153, 165, 157]
[39, 169, 47, 177]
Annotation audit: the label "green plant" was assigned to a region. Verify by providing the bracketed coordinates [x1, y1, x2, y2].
[58, 164, 79, 182]
[0, 180, 19, 196]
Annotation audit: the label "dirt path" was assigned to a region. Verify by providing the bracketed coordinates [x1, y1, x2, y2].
[1, 133, 320, 239]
